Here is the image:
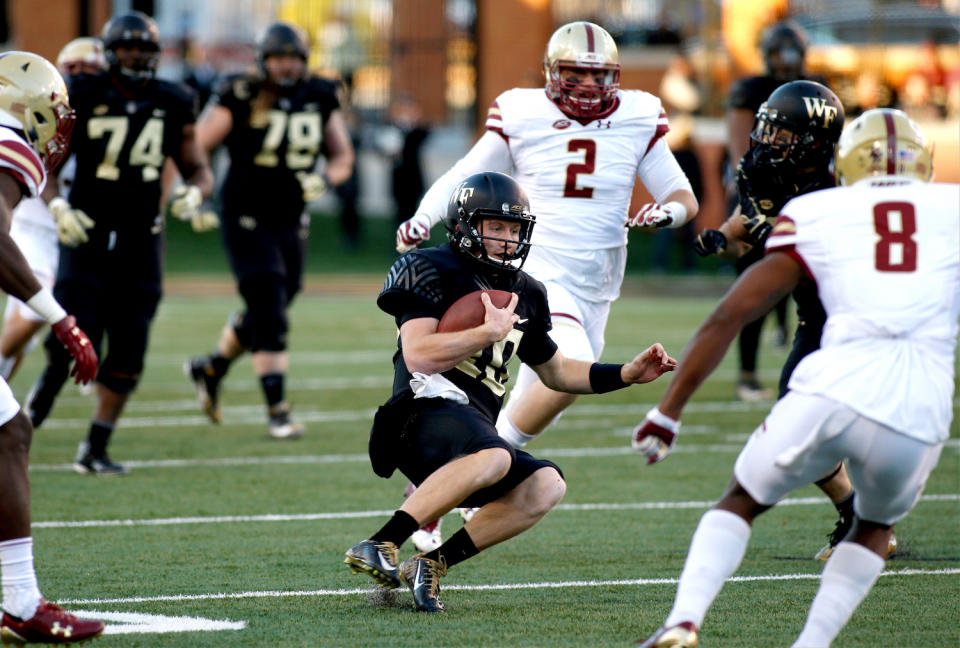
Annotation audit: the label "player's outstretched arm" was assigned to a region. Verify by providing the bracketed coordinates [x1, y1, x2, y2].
[530, 343, 676, 395]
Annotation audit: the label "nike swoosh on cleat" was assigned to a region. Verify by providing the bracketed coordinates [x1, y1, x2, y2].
[377, 552, 395, 573]
[413, 562, 425, 591]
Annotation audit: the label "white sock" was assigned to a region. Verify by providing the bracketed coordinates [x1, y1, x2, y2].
[496, 413, 535, 448]
[791, 542, 885, 648]
[0, 537, 41, 619]
[664, 509, 751, 628]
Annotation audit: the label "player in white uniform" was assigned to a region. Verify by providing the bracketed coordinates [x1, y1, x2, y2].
[395, 21, 698, 551]
[633, 109, 957, 648]
[0, 52, 105, 645]
[0, 38, 104, 380]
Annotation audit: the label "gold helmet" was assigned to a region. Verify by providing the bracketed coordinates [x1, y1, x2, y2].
[56, 37, 107, 76]
[835, 108, 933, 185]
[0, 52, 75, 172]
[543, 21, 620, 118]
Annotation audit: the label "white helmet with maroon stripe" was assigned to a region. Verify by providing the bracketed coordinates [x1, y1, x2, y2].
[835, 108, 933, 185]
[0, 51, 75, 171]
[543, 21, 620, 118]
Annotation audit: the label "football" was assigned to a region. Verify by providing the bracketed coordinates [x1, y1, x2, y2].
[437, 290, 514, 333]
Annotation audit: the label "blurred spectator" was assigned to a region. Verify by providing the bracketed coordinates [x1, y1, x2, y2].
[380, 93, 430, 226]
[181, 39, 218, 109]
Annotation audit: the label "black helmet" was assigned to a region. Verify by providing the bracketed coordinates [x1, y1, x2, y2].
[101, 11, 160, 80]
[444, 172, 536, 275]
[748, 80, 844, 171]
[256, 22, 309, 85]
[761, 20, 808, 81]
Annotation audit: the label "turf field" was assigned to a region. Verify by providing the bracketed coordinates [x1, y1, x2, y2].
[9, 280, 959, 647]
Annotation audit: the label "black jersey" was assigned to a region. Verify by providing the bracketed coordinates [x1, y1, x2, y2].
[378, 244, 557, 423]
[66, 73, 198, 231]
[213, 74, 340, 222]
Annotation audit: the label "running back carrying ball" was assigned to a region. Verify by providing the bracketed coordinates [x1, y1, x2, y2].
[437, 289, 514, 333]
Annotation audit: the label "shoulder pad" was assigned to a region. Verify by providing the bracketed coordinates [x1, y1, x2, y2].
[381, 252, 443, 305]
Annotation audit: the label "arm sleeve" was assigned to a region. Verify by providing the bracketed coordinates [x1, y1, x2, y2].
[636, 137, 694, 204]
[413, 131, 513, 227]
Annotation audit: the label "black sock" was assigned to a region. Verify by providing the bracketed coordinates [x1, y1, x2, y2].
[424, 527, 479, 569]
[835, 492, 855, 517]
[87, 421, 114, 457]
[259, 373, 285, 408]
[371, 510, 420, 548]
[210, 353, 232, 378]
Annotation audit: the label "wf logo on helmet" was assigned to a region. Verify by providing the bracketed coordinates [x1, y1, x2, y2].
[802, 96, 839, 128]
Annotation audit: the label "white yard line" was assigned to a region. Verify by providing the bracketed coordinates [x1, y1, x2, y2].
[56, 567, 960, 606]
[32, 494, 959, 529]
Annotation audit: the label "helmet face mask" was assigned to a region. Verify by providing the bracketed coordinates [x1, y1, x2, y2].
[835, 108, 933, 185]
[101, 11, 161, 81]
[544, 21, 620, 119]
[747, 80, 844, 172]
[0, 52, 75, 172]
[445, 172, 536, 275]
[761, 20, 809, 81]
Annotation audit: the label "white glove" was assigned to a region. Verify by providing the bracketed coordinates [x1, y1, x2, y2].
[296, 171, 328, 202]
[48, 197, 95, 247]
[627, 201, 687, 229]
[169, 185, 203, 222]
[190, 209, 220, 233]
[396, 213, 433, 253]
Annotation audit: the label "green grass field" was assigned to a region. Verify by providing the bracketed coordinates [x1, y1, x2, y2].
[8, 281, 958, 647]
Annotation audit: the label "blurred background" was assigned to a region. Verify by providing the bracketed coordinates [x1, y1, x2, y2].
[5, 0, 959, 276]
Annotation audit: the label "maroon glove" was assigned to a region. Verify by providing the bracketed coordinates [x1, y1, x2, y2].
[51, 315, 98, 384]
[632, 408, 680, 465]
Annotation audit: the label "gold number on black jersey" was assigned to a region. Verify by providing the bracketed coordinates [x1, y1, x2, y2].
[253, 110, 322, 169]
[87, 116, 165, 182]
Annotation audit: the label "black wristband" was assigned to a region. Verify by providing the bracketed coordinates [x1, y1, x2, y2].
[589, 362, 629, 394]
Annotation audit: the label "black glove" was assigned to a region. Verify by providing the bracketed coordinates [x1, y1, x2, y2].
[694, 229, 727, 257]
[741, 213, 773, 246]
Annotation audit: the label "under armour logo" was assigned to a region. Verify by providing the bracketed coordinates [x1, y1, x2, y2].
[595, 120, 612, 129]
[802, 97, 838, 128]
[51, 622, 73, 637]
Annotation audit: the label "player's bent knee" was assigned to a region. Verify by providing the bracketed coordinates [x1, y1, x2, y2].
[524, 467, 566, 515]
[97, 371, 140, 395]
[474, 446, 513, 482]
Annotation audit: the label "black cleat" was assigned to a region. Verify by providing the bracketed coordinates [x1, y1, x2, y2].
[184, 356, 223, 423]
[344, 540, 400, 589]
[400, 554, 447, 612]
[73, 441, 128, 476]
[814, 507, 855, 560]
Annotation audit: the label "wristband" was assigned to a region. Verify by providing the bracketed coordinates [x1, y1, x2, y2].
[664, 201, 689, 228]
[645, 407, 680, 434]
[25, 288, 67, 325]
[589, 362, 628, 394]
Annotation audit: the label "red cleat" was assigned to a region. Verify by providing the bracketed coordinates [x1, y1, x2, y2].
[1, 600, 104, 645]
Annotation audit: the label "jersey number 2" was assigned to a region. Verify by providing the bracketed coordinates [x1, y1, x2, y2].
[563, 139, 595, 198]
[873, 201, 917, 272]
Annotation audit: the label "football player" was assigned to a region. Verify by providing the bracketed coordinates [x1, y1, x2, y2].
[634, 109, 956, 648]
[25, 11, 214, 475]
[725, 19, 823, 401]
[393, 21, 698, 550]
[345, 172, 677, 613]
[0, 51, 104, 646]
[0, 37, 106, 381]
[695, 80, 896, 562]
[185, 22, 354, 440]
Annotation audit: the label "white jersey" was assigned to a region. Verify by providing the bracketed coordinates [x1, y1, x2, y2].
[766, 178, 960, 443]
[0, 126, 46, 198]
[415, 88, 692, 302]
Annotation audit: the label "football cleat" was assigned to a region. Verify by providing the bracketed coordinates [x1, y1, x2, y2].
[735, 379, 772, 402]
[73, 441, 128, 476]
[267, 403, 304, 440]
[344, 540, 400, 589]
[458, 507, 479, 523]
[411, 518, 443, 553]
[184, 356, 223, 423]
[815, 533, 899, 561]
[400, 554, 447, 613]
[1, 600, 104, 645]
[636, 621, 699, 648]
